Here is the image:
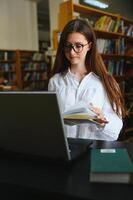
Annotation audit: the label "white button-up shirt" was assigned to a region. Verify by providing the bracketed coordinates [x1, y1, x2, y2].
[48, 70, 123, 141]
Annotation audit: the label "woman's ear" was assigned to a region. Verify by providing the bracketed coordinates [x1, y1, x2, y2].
[88, 42, 92, 51]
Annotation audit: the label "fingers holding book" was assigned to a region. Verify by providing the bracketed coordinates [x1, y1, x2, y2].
[89, 103, 109, 126]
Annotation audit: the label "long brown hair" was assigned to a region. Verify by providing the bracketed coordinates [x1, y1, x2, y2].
[51, 18, 127, 118]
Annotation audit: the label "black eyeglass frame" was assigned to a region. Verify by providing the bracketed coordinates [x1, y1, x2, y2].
[64, 42, 89, 53]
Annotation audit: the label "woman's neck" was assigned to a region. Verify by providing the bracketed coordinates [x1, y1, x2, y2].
[70, 64, 87, 76]
[70, 65, 88, 82]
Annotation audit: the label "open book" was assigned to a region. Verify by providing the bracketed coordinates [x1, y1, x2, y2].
[63, 102, 108, 125]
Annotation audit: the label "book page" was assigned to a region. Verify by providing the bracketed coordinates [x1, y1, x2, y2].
[63, 102, 96, 117]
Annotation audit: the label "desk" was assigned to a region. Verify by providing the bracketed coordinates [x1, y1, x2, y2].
[0, 140, 133, 200]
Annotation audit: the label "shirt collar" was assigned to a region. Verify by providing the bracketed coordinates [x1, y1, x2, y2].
[65, 68, 100, 79]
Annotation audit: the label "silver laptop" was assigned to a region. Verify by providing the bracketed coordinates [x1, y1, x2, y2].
[0, 91, 92, 162]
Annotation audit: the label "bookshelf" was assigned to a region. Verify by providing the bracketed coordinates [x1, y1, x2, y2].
[53, 0, 133, 81]
[0, 49, 51, 91]
[0, 49, 17, 90]
[53, 0, 133, 139]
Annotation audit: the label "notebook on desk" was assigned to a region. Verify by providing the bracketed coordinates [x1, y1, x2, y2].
[0, 91, 92, 162]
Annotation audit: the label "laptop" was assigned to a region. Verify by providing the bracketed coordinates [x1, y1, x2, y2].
[0, 91, 92, 162]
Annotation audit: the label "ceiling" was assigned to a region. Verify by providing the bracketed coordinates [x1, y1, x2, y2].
[37, 0, 133, 32]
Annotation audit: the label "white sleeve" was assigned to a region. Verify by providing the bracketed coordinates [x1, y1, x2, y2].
[94, 97, 123, 141]
[101, 110, 123, 141]
[85, 110, 123, 141]
[48, 77, 56, 92]
[87, 85, 123, 141]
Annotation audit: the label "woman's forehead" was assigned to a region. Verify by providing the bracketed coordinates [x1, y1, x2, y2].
[66, 32, 87, 42]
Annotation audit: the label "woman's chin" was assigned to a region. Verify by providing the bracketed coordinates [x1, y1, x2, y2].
[69, 60, 79, 65]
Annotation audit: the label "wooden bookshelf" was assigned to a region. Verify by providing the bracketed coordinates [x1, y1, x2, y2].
[0, 49, 51, 91]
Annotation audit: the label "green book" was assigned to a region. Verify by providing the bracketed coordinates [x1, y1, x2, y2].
[90, 148, 133, 183]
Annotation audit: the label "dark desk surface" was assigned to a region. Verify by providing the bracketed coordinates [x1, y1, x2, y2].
[0, 140, 133, 200]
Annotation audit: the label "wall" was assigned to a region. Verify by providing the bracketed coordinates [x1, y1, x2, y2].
[49, 0, 62, 47]
[0, 0, 38, 50]
[85, 0, 133, 20]
[105, 0, 133, 20]
[48, 0, 79, 47]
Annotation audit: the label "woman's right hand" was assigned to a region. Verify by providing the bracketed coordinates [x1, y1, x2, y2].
[89, 103, 108, 126]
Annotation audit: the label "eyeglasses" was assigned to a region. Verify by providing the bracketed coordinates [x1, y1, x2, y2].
[64, 42, 88, 53]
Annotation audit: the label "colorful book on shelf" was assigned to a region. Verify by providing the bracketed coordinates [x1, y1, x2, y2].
[94, 15, 107, 30]
[108, 19, 116, 32]
[113, 20, 121, 33]
[63, 102, 108, 125]
[103, 16, 112, 31]
[89, 148, 133, 184]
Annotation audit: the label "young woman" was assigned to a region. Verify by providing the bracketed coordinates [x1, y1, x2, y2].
[48, 18, 127, 141]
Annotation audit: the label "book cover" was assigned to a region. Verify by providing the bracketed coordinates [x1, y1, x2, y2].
[94, 15, 107, 30]
[90, 148, 133, 184]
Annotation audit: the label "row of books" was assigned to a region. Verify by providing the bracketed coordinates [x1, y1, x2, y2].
[21, 62, 48, 71]
[0, 63, 15, 72]
[0, 51, 48, 63]
[94, 15, 133, 36]
[0, 62, 48, 73]
[94, 16, 121, 33]
[97, 38, 125, 55]
[105, 60, 133, 77]
[23, 71, 47, 82]
[1, 72, 16, 83]
[32, 52, 46, 61]
[1, 71, 48, 87]
[24, 81, 47, 91]
[104, 60, 125, 76]
[21, 52, 46, 62]
[124, 24, 133, 37]
[0, 51, 15, 60]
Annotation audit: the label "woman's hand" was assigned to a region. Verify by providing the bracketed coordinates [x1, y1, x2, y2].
[89, 103, 108, 126]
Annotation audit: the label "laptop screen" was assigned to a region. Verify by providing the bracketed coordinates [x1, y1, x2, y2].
[0, 91, 71, 161]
